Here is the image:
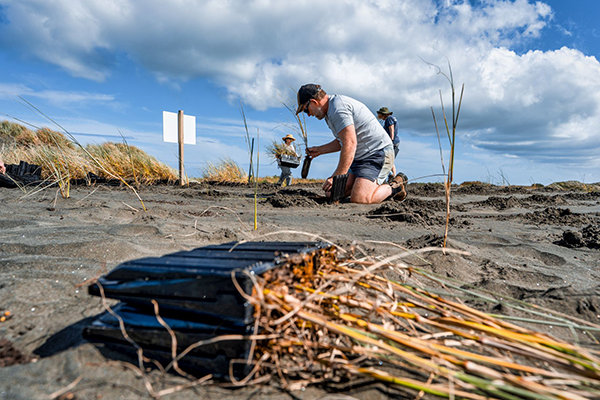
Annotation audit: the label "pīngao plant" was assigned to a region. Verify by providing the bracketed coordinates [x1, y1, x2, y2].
[253, 128, 259, 231]
[279, 90, 310, 178]
[424, 55, 464, 250]
[238, 100, 260, 229]
[239, 101, 257, 185]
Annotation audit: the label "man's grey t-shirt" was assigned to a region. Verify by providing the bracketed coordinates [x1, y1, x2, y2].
[325, 94, 392, 161]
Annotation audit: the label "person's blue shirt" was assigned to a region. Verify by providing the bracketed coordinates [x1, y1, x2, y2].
[383, 116, 399, 146]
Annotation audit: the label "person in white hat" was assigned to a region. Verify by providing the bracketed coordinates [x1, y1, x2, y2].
[277, 134, 299, 186]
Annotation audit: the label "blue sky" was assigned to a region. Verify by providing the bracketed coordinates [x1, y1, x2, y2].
[1, 0, 600, 185]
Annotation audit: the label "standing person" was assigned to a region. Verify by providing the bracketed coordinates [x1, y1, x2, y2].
[377, 107, 400, 179]
[0, 160, 5, 175]
[276, 134, 299, 187]
[296, 84, 407, 204]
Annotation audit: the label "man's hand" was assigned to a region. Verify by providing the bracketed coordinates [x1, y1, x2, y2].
[306, 146, 322, 158]
[307, 140, 342, 159]
[322, 176, 333, 192]
[0, 161, 5, 175]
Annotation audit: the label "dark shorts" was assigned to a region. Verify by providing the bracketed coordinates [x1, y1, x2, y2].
[349, 145, 394, 184]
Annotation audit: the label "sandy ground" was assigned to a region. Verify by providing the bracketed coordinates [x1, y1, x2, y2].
[1, 180, 600, 400]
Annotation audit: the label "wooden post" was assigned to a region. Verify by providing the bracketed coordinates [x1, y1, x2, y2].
[178, 110, 185, 186]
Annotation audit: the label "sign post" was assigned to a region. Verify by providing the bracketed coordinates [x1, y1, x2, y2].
[163, 110, 196, 186]
[178, 111, 184, 185]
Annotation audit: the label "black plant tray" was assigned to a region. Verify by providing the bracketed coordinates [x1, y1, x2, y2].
[280, 154, 301, 168]
[83, 303, 253, 379]
[0, 161, 42, 188]
[88, 241, 330, 324]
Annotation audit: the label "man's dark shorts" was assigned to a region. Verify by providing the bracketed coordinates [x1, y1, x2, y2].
[349, 145, 394, 184]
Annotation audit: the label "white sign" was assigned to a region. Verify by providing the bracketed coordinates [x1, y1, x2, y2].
[162, 111, 196, 145]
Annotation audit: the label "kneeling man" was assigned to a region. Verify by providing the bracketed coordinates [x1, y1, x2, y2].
[296, 84, 407, 204]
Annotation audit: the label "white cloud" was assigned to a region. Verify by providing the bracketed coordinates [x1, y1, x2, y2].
[2, 0, 600, 182]
[0, 83, 114, 107]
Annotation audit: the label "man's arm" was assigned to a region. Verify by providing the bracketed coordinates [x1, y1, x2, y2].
[306, 139, 341, 158]
[389, 125, 395, 141]
[332, 125, 356, 176]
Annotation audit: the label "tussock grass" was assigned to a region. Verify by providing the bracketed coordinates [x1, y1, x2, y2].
[0, 120, 177, 184]
[201, 158, 248, 183]
[86, 142, 178, 184]
[265, 139, 299, 163]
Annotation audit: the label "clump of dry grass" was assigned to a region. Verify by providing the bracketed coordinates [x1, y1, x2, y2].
[202, 158, 247, 183]
[0, 120, 178, 185]
[265, 140, 298, 163]
[230, 245, 600, 398]
[86, 142, 178, 184]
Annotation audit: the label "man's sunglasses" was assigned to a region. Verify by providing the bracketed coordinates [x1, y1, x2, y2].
[303, 100, 311, 114]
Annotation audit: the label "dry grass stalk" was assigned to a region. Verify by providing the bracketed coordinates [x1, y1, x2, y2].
[426, 57, 464, 250]
[86, 142, 178, 184]
[1, 119, 178, 207]
[202, 157, 248, 183]
[233, 246, 600, 399]
[76, 239, 600, 399]
[265, 139, 299, 163]
[279, 92, 309, 150]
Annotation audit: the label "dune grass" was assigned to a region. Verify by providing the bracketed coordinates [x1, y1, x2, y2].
[201, 158, 248, 183]
[0, 120, 178, 186]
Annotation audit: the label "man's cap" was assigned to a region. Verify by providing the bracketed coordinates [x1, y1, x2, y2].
[282, 134, 296, 141]
[296, 84, 322, 114]
[377, 107, 393, 115]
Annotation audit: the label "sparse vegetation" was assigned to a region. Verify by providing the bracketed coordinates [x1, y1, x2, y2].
[201, 157, 248, 183]
[0, 120, 178, 185]
[265, 139, 299, 163]
[86, 142, 178, 184]
[459, 180, 492, 187]
[427, 56, 464, 249]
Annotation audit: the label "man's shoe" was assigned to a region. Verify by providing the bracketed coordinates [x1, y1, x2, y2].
[389, 172, 408, 201]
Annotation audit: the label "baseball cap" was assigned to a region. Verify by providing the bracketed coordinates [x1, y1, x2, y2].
[295, 84, 322, 114]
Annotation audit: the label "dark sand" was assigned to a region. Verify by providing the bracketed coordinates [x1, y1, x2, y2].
[1, 180, 600, 399]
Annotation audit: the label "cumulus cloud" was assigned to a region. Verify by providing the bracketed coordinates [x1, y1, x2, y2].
[1, 0, 600, 176]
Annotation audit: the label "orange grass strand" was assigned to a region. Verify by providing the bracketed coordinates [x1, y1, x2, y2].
[340, 311, 577, 380]
[440, 318, 600, 374]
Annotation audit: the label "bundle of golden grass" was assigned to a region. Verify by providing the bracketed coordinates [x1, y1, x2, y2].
[265, 140, 298, 163]
[86, 142, 177, 184]
[202, 158, 247, 183]
[234, 246, 600, 399]
[0, 120, 177, 185]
